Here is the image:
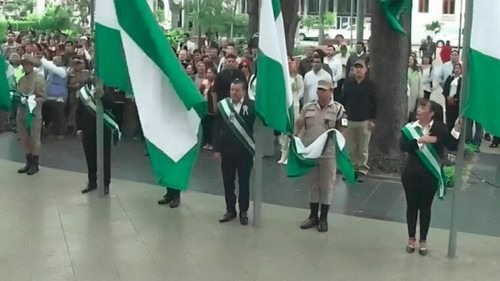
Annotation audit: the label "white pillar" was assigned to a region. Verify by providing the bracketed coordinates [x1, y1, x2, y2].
[36, 0, 45, 15]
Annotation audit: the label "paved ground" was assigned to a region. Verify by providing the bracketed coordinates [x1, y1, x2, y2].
[1, 158, 499, 281]
[1, 131, 500, 238]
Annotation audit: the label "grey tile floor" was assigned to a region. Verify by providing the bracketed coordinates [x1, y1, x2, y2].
[0, 158, 499, 281]
[1, 131, 500, 237]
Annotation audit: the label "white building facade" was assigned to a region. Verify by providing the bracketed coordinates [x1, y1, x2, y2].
[411, 0, 466, 46]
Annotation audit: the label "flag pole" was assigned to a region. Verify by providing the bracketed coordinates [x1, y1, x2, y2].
[447, 0, 473, 258]
[91, 0, 106, 197]
[253, 119, 264, 227]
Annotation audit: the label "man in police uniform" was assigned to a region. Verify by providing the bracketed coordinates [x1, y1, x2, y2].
[294, 79, 346, 232]
[16, 55, 46, 175]
[213, 79, 255, 225]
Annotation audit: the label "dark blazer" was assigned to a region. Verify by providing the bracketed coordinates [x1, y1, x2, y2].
[76, 87, 116, 134]
[442, 75, 461, 103]
[400, 121, 457, 178]
[213, 98, 255, 157]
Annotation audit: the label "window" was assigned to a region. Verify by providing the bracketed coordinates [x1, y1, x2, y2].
[443, 0, 456, 14]
[419, 0, 429, 13]
[308, 0, 319, 14]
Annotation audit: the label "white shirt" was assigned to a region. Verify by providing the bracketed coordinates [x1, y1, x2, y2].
[449, 76, 461, 97]
[327, 59, 342, 86]
[438, 61, 455, 87]
[415, 120, 434, 149]
[333, 53, 349, 79]
[232, 96, 244, 113]
[303, 68, 332, 104]
[41, 58, 68, 78]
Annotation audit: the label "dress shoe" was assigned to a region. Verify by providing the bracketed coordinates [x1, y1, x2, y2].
[489, 143, 499, 148]
[169, 196, 180, 208]
[81, 185, 97, 194]
[317, 218, 328, 232]
[219, 212, 237, 223]
[485, 134, 491, 141]
[239, 212, 248, 225]
[300, 216, 319, 229]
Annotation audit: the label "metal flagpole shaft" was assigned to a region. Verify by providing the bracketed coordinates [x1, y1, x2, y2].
[95, 82, 106, 197]
[350, 0, 354, 46]
[448, 0, 474, 258]
[253, 119, 264, 227]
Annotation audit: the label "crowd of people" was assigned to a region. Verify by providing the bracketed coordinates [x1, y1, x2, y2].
[1, 28, 493, 255]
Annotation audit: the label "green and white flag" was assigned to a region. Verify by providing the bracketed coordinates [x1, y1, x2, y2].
[256, 0, 293, 134]
[463, 0, 500, 137]
[95, 0, 206, 190]
[0, 60, 11, 111]
[287, 129, 356, 185]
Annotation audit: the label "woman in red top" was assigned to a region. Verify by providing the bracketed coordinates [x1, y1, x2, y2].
[440, 40, 452, 63]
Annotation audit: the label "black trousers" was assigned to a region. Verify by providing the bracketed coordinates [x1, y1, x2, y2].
[82, 129, 112, 187]
[202, 115, 214, 145]
[334, 78, 345, 103]
[43, 100, 66, 135]
[221, 152, 253, 213]
[401, 169, 437, 241]
[446, 104, 459, 132]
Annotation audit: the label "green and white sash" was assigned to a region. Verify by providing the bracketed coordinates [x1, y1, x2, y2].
[402, 122, 446, 199]
[79, 86, 121, 145]
[11, 91, 36, 135]
[217, 98, 255, 155]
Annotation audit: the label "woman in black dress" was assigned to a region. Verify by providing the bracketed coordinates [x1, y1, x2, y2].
[400, 99, 457, 256]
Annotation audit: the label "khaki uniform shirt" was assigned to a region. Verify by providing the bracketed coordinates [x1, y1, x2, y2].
[295, 100, 345, 158]
[17, 71, 47, 118]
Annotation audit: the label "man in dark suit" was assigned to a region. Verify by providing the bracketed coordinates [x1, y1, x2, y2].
[77, 86, 114, 194]
[213, 79, 255, 225]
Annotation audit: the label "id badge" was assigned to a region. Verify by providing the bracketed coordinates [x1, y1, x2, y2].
[341, 118, 348, 127]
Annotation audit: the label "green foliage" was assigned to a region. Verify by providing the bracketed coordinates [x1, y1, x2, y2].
[299, 12, 337, 30]
[0, 21, 8, 43]
[156, 10, 165, 23]
[8, 20, 37, 31]
[3, 0, 36, 19]
[444, 165, 455, 187]
[185, 0, 239, 36]
[165, 29, 184, 48]
[7, 6, 79, 37]
[425, 21, 441, 35]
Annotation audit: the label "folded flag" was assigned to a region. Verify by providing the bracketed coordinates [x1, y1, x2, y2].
[288, 129, 356, 184]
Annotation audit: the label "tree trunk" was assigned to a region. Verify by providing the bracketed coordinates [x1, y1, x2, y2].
[281, 0, 300, 56]
[368, 3, 410, 174]
[247, 0, 259, 36]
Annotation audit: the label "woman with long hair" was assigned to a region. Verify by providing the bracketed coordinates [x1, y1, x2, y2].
[400, 99, 458, 256]
[194, 61, 207, 89]
[407, 54, 423, 121]
[238, 58, 253, 82]
[442, 63, 462, 132]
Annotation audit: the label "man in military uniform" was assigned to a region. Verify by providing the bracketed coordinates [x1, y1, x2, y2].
[294, 79, 346, 232]
[16, 55, 46, 175]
